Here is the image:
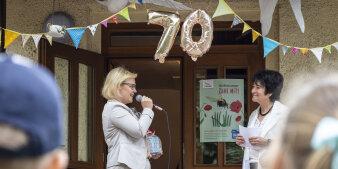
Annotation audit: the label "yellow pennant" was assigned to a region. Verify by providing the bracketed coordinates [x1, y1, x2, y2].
[301, 48, 309, 57]
[242, 23, 251, 33]
[118, 7, 130, 21]
[44, 33, 53, 46]
[128, 2, 136, 9]
[252, 30, 260, 43]
[5, 29, 20, 48]
[212, 0, 234, 18]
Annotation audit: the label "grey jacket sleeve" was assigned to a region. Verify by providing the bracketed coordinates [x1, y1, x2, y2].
[109, 106, 154, 139]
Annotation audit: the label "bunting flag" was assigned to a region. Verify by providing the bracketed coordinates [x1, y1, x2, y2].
[67, 28, 86, 49]
[252, 30, 260, 43]
[128, 2, 137, 9]
[44, 33, 53, 45]
[5, 29, 20, 48]
[301, 48, 309, 57]
[289, 0, 305, 33]
[110, 16, 118, 24]
[333, 43, 338, 51]
[87, 24, 99, 36]
[242, 23, 251, 33]
[138, 0, 143, 5]
[311, 48, 324, 63]
[21, 35, 31, 48]
[118, 7, 131, 21]
[325, 45, 331, 53]
[282, 46, 289, 55]
[212, 0, 234, 18]
[32, 35, 42, 48]
[263, 37, 280, 58]
[292, 47, 298, 56]
[231, 15, 242, 28]
[101, 20, 108, 28]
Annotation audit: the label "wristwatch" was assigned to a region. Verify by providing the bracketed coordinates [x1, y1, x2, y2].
[267, 139, 271, 145]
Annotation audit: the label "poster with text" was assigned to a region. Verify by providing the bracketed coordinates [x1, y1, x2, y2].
[200, 79, 244, 142]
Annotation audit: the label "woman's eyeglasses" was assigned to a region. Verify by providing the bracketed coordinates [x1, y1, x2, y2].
[121, 82, 136, 90]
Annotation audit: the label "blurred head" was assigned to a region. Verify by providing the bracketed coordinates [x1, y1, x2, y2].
[251, 70, 284, 103]
[102, 67, 137, 104]
[270, 74, 338, 169]
[0, 53, 68, 169]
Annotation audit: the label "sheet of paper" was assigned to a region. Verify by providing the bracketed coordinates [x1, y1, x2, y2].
[239, 125, 260, 148]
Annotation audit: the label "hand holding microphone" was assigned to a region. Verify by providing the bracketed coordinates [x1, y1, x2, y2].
[136, 95, 164, 111]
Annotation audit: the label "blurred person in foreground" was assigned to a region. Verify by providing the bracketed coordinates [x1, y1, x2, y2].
[235, 70, 288, 169]
[263, 74, 338, 169]
[102, 67, 161, 169]
[0, 53, 68, 169]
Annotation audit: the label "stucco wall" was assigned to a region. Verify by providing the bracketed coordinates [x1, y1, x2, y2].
[277, 0, 338, 101]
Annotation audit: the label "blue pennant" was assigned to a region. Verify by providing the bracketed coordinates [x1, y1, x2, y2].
[138, 0, 143, 4]
[263, 37, 280, 58]
[67, 28, 86, 49]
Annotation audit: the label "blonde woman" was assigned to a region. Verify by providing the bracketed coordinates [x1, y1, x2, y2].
[268, 75, 338, 169]
[102, 67, 160, 169]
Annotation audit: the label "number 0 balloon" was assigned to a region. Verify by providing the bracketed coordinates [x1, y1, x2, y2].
[180, 10, 213, 61]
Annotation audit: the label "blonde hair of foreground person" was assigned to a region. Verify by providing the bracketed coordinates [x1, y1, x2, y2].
[0, 124, 68, 169]
[102, 67, 137, 100]
[265, 74, 338, 169]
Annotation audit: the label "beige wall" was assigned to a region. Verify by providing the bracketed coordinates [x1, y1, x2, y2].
[6, 0, 337, 98]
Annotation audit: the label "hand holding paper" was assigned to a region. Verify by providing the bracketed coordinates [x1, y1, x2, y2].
[239, 125, 260, 148]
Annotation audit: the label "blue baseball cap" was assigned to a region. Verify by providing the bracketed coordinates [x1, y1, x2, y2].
[0, 53, 63, 158]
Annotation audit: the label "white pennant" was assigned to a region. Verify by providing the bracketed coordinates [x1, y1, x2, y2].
[289, 0, 305, 33]
[87, 24, 98, 36]
[259, 0, 279, 36]
[231, 15, 242, 28]
[32, 35, 42, 48]
[282, 46, 289, 55]
[311, 48, 324, 63]
[21, 35, 31, 48]
[333, 43, 338, 51]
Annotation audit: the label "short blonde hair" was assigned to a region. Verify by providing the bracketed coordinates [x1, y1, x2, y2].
[101, 67, 137, 100]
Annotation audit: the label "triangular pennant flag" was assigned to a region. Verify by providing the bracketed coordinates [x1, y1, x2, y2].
[263, 37, 280, 58]
[301, 48, 309, 57]
[242, 23, 251, 33]
[252, 30, 260, 43]
[231, 15, 242, 28]
[4, 29, 20, 48]
[325, 45, 331, 53]
[32, 34, 42, 48]
[282, 46, 289, 55]
[212, 0, 234, 18]
[128, 2, 137, 9]
[87, 24, 98, 36]
[21, 35, 31, 48]
[138, 0, 143, 5]
[101, 20, 108, 28]
[67, 28, 86, 49]
[292, 47, 298, 56]
[333, 43, 338, 51]
[110, 16, 118, 24]
[44, 33, 53, 46]
[311, 48, 324, 63]
[118, 8, 131, 22]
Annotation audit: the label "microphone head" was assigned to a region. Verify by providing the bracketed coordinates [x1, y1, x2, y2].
[135, 95, 143, 102]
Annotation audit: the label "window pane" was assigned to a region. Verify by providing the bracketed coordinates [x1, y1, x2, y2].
[195, 68, 218, 164]
[54, 57, 70, 155]
[224, 68, 247, 165]
[78, 63, 94, 162]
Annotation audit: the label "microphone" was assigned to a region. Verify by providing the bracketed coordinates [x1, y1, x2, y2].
[135, 95, 164, 111]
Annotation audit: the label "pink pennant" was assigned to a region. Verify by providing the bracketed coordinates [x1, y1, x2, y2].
[292, 47, 298, 56]
[101, 20, 108, 28]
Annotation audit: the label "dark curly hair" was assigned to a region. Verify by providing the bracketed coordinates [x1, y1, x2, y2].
[251, 70, 284, 102]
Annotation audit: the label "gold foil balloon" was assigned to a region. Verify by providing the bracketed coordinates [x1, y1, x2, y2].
[148, 11, 180, 63]
[180, 9, 213, 61]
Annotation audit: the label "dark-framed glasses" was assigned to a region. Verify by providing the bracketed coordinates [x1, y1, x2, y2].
[121, 82, 136, 90]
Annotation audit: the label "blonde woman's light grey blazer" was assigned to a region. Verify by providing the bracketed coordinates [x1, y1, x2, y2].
[102, 99, 154, 169]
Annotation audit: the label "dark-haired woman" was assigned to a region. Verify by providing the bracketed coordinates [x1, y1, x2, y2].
[235, 70, 288, 169]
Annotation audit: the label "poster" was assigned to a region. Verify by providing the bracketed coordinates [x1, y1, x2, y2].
[200, 79, 244, 142]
